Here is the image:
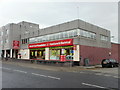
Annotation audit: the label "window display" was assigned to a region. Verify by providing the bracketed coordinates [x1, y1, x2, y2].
[50, 49, 60, 60]
[49, 46, 73, 61]
[30, 49, 45, 59]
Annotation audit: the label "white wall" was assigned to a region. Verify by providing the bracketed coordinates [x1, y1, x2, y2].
[19, 49, 29, 59]
[45, 47, 49, 60]
[73, 45, 80, 61]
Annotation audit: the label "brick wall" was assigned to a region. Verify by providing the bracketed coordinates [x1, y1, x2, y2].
[80, 45, 111, 65]
[111, 43, 120, 63]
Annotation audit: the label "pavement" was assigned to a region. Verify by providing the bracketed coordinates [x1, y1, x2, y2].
[1, 58, 103, 72]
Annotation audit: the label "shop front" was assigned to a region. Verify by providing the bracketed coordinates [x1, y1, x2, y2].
[28, 39, 76, 62]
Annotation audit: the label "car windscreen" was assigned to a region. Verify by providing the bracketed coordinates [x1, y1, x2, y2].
[109, 59, 116, 62]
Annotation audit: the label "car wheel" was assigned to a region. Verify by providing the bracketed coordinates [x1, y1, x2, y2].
[111, 65, 114, 68]
[102, 65, 105, 68]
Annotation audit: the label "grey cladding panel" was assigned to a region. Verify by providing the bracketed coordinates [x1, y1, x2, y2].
[68, 20, 78, 30]
[52, 25, 60, 33]
[85, 22, 92, 31]
[34, 30, 38, 37]
[79, 20, 86, 30]
[60, 23, 69, 31]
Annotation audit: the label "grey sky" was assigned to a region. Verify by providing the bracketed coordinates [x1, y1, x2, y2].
[0, 0, 118, 43]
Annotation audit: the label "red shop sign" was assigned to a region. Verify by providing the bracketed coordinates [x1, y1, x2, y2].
[29, 39, 73, 49]
[13, 40, 20, 49]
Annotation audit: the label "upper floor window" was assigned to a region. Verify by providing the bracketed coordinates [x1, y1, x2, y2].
[0, 31, 3, 36]
[100, 35, 108, 41]
[80, 29, 96, 39]
[0, 40, 2, 44]
[5, 39, 8, 43]
[29, 28, 96, 43]
[22, 38, 29, 44]
[6, 29, 9, 35]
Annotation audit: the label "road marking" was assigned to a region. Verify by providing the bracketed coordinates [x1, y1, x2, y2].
[82, 83, 106, 88]
[113, 76, 118, 78]
[95, 73, 103, 75]
[2, 67, 11, 70]
[32, 73, 47, 77]
[80, 72, 85, 73]
[13, 70, 27, 74]
[103, 74, 111, 77]
[32, 73, 60, 80]
[47, 76, 61, 80]
[72, 71, 77, 73]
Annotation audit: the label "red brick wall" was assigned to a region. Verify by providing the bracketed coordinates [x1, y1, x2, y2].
[111, 43, 120, 63]
[80, 45, 111, 65]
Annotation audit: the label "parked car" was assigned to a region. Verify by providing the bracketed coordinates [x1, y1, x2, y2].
[101, 59, 119, 68]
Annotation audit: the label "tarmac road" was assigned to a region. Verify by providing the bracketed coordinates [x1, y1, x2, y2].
[1, 62, 119, 89]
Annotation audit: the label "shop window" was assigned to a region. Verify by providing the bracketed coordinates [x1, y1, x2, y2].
[30, 49, 45, 59]
[61, 48, 73, 60]
[50, 49, 60, 60]
[49, 46, 73, 61]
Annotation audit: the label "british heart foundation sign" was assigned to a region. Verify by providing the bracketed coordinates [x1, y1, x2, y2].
[13, 40, 20, 49]
[29, 39, 73, 49]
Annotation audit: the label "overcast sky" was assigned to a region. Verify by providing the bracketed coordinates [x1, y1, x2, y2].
[0, 0, 118, 43]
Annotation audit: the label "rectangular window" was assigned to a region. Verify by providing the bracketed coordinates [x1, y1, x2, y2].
[68, 31, 74, 38]
[100, 35, 108, 41]
[60, 32, 63, 39]
[50, 49, 60, 60]
[6, 29, 9, 34]
[42, 36, 47, 42]
[29, 28, 96, 43]
[80, 29, 96, 39]
[1, 41, 3, 44]
[5, 39, 8, 43]
[26, 39, 27, 43]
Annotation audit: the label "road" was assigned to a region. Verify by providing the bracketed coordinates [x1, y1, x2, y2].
[1, 62, 119, 89]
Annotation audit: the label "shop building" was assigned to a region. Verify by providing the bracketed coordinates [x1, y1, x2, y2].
[20, 19, 111, 65]
[0, 21, 39, 59]
[1, 19, 116, 65]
